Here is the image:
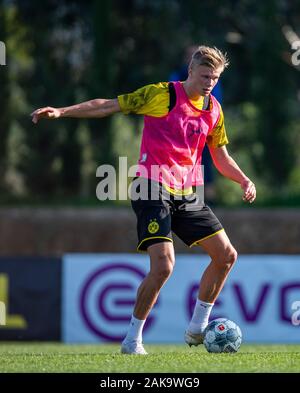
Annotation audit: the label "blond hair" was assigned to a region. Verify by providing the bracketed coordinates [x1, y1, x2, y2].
[189, 45, 229, 71]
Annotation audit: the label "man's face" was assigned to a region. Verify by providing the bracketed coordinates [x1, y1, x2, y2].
[189, 65, 223, 96]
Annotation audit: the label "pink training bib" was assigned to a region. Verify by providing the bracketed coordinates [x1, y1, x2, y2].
[136, 81, 221, 190]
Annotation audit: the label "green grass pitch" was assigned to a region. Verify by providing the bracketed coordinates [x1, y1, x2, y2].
[0, 343, 299, 373]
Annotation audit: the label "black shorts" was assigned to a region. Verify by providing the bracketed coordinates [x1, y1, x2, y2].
[130, 178, 224, 252]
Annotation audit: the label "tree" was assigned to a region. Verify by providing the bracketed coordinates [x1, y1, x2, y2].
[0, 1, 10, 192]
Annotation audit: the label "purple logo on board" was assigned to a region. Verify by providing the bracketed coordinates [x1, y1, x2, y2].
[187, 281, 300, 324]
[79, 263, 156, 341]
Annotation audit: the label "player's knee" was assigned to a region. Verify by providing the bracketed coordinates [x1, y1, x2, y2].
[223, 246, 238, 269]
[152, 253, 174, 283]
[215, 246, 237, 271]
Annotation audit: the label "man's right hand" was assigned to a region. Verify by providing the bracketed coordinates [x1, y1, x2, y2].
[31, 107, 62, 124]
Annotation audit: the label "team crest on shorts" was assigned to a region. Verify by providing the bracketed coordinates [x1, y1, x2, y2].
[148, 219, 159, 234]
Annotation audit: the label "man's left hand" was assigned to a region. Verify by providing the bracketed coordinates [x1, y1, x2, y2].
[241, 178, 256, 203]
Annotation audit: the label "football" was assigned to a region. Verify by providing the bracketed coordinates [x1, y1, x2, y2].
[203, 318, 242, 353]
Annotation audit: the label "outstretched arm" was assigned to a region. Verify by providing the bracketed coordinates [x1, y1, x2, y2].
[209, 145, 256, 203]
[31, 98, 121, 124]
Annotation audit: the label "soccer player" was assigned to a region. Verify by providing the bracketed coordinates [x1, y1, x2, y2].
[31, 46, 256, 355]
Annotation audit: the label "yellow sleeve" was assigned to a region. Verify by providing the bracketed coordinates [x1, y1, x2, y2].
[206, 107, 229, 148]
[117, 82, 169, 117]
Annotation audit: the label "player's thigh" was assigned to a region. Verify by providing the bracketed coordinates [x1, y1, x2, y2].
[147, 241, 176, 275]
[198, 230, 236, 261]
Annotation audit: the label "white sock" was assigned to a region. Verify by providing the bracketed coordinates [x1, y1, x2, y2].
[123, 315, 146, 343]
[187, 299, 214, 334]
